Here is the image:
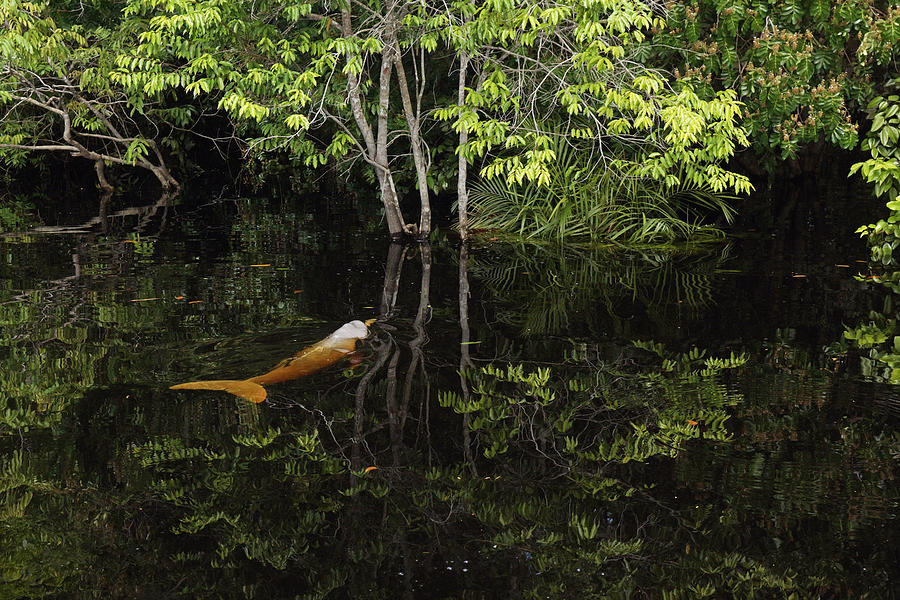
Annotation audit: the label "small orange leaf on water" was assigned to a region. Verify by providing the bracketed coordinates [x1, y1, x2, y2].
[364, 466, 378, 473]
[175, 296, 184, 300]
[688, 420, 699, 426]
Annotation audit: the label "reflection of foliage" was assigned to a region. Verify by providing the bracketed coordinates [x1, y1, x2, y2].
[0, 202, 370, 436]
[469, 242, 730, 335]
[669, 363, 900, 598]
[135, 427, 347, 574]
[442, 342, 744, 467]
[844, 295, 900, 383]
[1, 201, 897, 598]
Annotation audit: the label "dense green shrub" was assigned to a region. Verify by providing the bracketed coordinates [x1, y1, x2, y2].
[655, 0, 900, 169]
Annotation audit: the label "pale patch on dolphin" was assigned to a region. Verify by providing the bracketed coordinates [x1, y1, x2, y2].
[170, 319, 375, 403]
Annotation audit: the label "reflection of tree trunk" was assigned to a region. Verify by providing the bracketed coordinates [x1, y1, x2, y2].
[380, 243, 407, 319]
[352, 337, 391, 470]
[386, 343, 402, 465]
[459, 244, 477, 474]
[2, 194, 172, 307]
[99, 194, 110, 234]
[352, 241, 406, 469]
[400, 245, 431, 432]
[11, 193, 172, 237]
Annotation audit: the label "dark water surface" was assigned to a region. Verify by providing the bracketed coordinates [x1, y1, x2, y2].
[0, 183, 897, 599]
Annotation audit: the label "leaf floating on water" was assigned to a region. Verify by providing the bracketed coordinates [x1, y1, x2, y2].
[364, 466, 378, 473]
[130, 297, 160, 302]
[175, 296, 184, 300]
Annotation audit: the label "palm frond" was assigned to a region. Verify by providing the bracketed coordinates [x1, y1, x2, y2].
[466, 139, 736, 244]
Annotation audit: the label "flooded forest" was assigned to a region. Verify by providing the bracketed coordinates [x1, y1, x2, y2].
[1, 0, 899, 598]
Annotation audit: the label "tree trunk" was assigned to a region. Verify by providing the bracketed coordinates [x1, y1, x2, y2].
[392, 45, 431, 239]
[456, 51, 470, 240]
[341, 6, 407, 239]
[377, 169, 406, 238]
[377, 35, 410, 238]
[95, 159, 114, 193]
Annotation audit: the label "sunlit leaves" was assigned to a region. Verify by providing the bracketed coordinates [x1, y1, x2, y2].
[852, 90, 900, 279]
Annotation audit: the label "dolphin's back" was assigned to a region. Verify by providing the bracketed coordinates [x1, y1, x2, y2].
[169, 319, 374, 403]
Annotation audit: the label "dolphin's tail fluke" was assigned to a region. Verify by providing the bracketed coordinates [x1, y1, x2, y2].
[169, 380, 267, 403]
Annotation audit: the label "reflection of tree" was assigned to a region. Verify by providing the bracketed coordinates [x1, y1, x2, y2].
[1, 209, 898, 597]
[467, 242, 731, 337]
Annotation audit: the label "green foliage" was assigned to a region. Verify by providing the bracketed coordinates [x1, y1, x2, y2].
[655, 0, 900, 167]
[432, 0, 753, 195]
[466, 138, 737, 243]
[0, 0, 180, 187]
[0, 197, 35, 232]
[844, 295, 900, 384]
[851, 87, 900, 295]
[111, 0, 753, 235]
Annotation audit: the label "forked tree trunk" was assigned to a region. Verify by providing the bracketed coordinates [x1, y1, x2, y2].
[341, 6, 409, 239]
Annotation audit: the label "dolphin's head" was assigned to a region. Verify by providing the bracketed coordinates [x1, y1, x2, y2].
[329, 319, 371, 341]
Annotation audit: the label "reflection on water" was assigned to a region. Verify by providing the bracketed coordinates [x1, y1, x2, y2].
[0, 195, 897, 598]
[466, 241, 731, 339]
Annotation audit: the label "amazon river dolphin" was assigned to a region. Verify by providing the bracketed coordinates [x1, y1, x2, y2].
[170, 319, 375, 403]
